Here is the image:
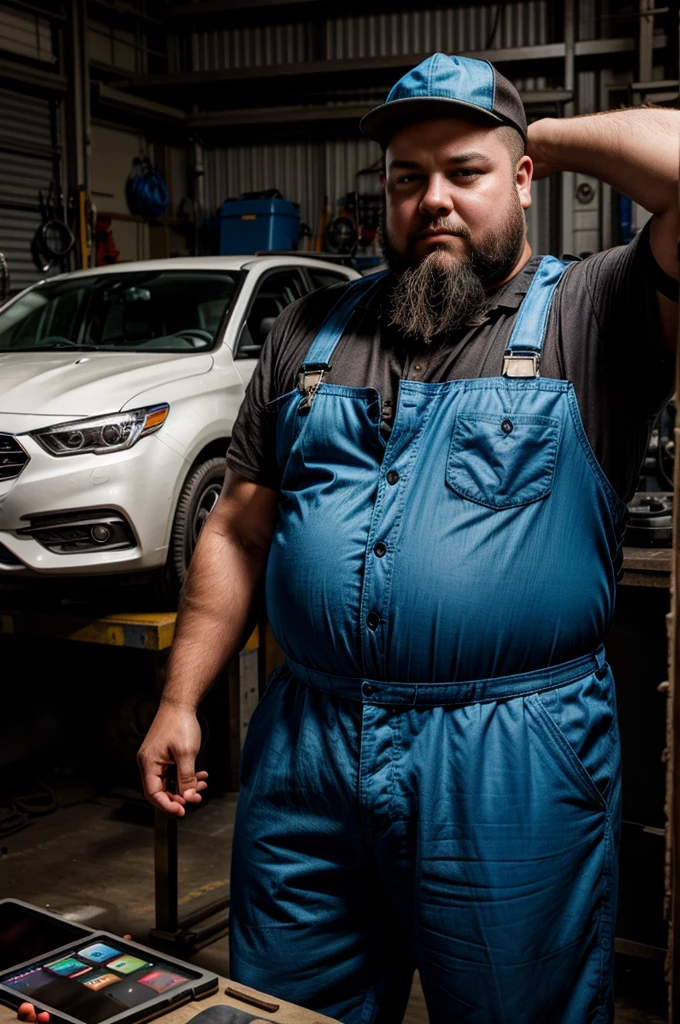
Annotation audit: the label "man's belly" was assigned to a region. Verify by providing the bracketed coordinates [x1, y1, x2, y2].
[265, 495, 616, 683]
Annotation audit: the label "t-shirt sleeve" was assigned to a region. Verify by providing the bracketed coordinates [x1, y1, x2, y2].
[568, 220, 674, 414]
[225, 303, 293, 491]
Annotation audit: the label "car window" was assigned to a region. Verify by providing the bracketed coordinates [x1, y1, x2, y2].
[236, 268, 307, 360]
[0, 271, 243, 352]
[307, 268, 349, 289]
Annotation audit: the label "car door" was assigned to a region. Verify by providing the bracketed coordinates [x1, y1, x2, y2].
[233, 266, 308, 388]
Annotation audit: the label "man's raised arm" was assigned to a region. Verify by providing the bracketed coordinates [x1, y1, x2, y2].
[137, 469, 278, 816]
[528, 107, 679, 348]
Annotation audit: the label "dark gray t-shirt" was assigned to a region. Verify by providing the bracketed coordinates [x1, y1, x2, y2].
[227, 226, 673, 503]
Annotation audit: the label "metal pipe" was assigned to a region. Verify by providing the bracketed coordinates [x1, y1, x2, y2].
[154, 809, 179, 934]
[560, 0, 577, 257]
[179, 895, 230, 930]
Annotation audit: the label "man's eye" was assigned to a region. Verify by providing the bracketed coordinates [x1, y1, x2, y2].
[452, 169, 480, 178]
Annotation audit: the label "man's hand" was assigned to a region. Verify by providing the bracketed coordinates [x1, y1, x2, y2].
[17, 1005, 49, 1023]
[137, 704, 208, 817]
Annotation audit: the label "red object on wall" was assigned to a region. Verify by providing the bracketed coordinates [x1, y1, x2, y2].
[94, 215, 120, 265]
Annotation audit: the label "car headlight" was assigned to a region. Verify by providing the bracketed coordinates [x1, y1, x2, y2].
[30, 404, 169, 457]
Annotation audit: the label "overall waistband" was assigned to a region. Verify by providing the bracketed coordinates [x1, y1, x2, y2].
[285, 647, 607, 707]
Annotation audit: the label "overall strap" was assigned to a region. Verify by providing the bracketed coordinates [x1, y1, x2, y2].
[301, 269, 390, 371]
[503, 255, 572, 378]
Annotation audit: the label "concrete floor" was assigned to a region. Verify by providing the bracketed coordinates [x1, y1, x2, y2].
[0, 787, 668, 1024]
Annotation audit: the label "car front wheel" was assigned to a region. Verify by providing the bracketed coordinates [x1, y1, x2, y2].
[160, 455, 227, 601]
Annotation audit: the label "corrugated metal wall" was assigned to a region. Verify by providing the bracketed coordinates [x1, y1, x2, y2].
[0, 8, 54, 64]
[204, 141, 326, 237]
[324, 3, 551, 59]
[197, 3, 555, 253]
[0, 90, 60, 293]
[192, 2, 551, 69]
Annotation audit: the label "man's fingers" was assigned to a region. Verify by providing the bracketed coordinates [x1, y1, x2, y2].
[176, 752, 198, 798]
[18, 1003, 37, 1021]
[37, 1013, 50, 1022]
[147, 790, 187, 817]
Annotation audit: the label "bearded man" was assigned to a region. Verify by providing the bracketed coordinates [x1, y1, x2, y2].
[138, 55, 679, 1024]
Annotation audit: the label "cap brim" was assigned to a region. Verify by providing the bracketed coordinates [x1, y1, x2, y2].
[360, 96, 507, 144]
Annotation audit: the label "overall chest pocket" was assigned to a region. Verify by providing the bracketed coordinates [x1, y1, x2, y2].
[446, 411, 561, 510]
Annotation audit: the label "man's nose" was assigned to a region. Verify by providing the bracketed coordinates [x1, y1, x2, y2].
[419, 176, 454, 218]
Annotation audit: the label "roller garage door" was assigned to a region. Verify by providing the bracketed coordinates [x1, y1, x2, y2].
[0, 88, 61, 295]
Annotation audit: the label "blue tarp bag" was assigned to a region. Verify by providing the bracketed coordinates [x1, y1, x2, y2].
[126, 157, 169, 221]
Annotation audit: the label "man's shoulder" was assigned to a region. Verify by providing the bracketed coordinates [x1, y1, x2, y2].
[554, 225, 653, 300]
[280, 278, 357, 333]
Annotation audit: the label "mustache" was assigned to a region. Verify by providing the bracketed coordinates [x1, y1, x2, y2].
[410, 218, 472, 243]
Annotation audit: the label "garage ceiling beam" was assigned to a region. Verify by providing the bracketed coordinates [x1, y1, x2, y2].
[165, 0, 324, 12]
[187, 90, 574, 128]
[93, 81, 187, 122]
[0, 0, 67, 21]
[112, 37, 646, 93]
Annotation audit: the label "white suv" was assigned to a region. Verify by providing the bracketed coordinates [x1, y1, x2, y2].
[0, 255, 358, 596]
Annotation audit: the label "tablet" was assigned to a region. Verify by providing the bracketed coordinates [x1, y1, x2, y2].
[0, 901, 93, 972]
[0, 927, 218, 1024]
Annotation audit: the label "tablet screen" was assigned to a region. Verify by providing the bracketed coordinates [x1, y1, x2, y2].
[0, 904, 90, 971]
[0, 937, 201, 1024]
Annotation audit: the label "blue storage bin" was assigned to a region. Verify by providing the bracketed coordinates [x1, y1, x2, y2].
[219, 198, 301, 254]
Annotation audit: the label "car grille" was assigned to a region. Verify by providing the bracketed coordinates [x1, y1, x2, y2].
[0, 433, 29, 481]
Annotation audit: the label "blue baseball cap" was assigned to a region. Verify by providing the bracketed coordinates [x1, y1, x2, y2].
[360, 53, 527, 146]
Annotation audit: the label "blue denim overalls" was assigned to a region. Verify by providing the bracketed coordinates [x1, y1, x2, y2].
[230, 260, 625, 1024]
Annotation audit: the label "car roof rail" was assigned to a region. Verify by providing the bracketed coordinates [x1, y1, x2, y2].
[253, 250, 356, 267]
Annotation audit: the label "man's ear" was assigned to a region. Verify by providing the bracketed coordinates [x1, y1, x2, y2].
[380, 171, 386, 191]
[517, 154, 533, 210]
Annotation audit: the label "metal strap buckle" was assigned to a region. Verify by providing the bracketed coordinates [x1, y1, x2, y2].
[502, 352, 540, 379]
[298, 364, 330, 412]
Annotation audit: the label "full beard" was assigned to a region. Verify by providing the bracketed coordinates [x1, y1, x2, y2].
[382, 195, 526, 345]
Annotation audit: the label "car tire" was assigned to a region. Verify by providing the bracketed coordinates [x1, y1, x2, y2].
[157, 456, 227, 603]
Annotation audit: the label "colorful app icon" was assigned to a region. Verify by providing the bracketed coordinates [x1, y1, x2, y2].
[68, 966, 93, 979]
[138, 970, 187, 994]
[45, 957, 88, 977]
[80, 972, 119, 991]
[105, 955, 150, 975]
[78, 943, 121, 963]
[5, 969, 54, 993]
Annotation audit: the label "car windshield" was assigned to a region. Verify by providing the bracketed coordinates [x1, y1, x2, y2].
[0, 269, 243, 352]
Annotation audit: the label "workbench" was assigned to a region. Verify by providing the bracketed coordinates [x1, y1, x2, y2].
[0, 977, 340, 1024]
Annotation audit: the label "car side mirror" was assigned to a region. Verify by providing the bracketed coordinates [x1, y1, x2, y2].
[259, 317, 277, 341]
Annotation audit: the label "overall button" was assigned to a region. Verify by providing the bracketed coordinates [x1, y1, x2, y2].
[501, 419, 513, 435]
[373, 541, 387, 557]
[362, 682, 375, 697]
[366, 611, 380, 630]
[386, 470, 400, 485]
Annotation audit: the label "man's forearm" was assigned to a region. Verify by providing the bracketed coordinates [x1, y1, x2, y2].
[529, 108, 679, 215]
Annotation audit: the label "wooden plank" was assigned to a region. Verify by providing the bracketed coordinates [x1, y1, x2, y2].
[620, 546, 672, 588]
[624, 547, 673, 574]
[0, 608, 258, 653]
